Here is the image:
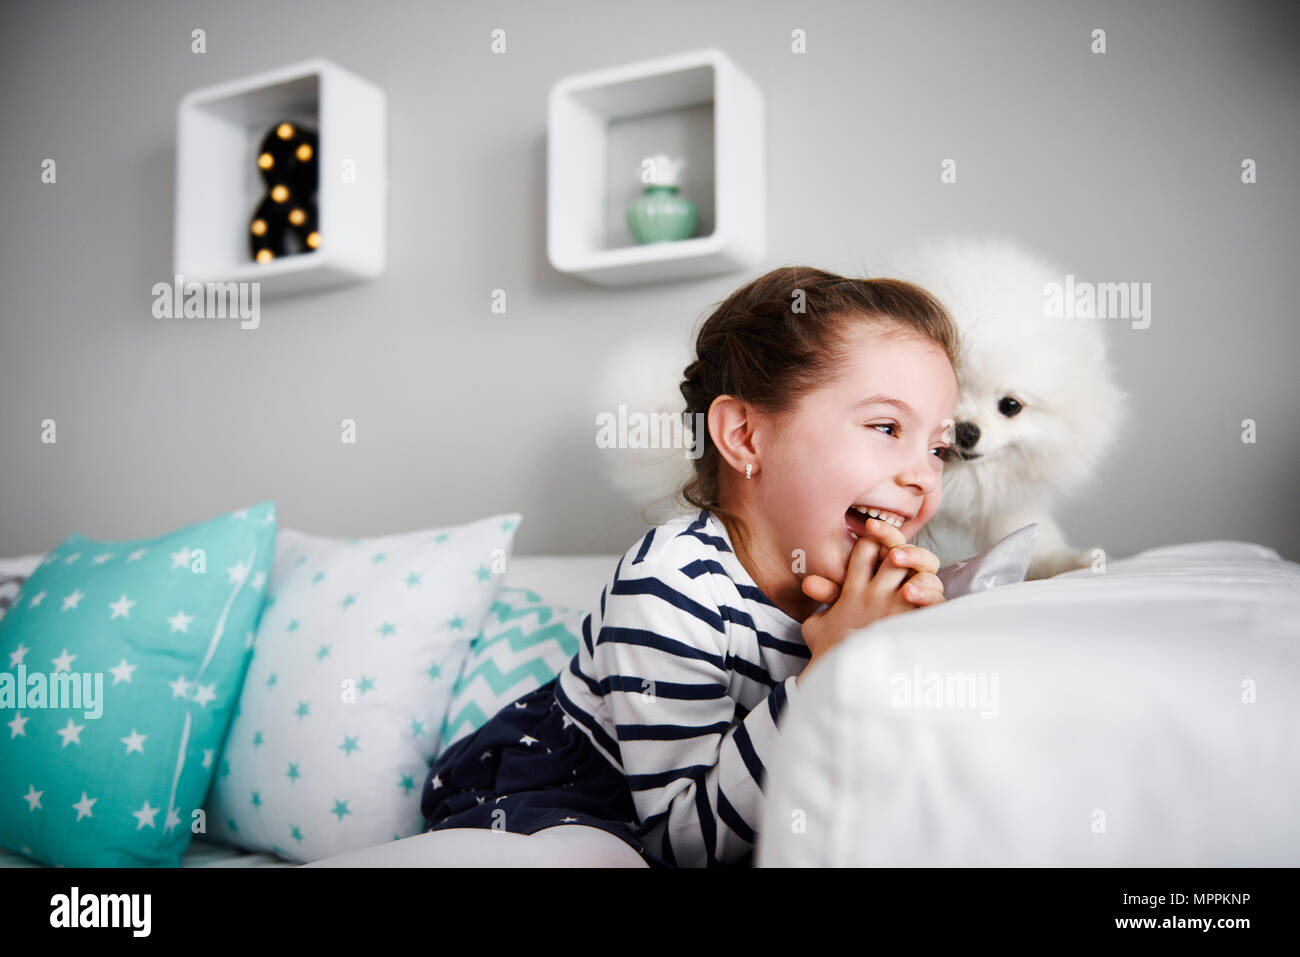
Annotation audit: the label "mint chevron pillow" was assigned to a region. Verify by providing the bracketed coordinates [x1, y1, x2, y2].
[203, 512, 520, 863]
[438, 587, 585, 754]
[0, 502, 278, 867]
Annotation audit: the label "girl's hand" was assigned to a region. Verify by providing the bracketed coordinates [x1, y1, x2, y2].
[797, 517, 945, 682]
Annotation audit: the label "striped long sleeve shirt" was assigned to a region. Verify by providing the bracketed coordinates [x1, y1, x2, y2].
[554, 508, 811, 867]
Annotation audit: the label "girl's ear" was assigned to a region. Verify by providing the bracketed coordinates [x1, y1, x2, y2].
[708, 394, 759, 477]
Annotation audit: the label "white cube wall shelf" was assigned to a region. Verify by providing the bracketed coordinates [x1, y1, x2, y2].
[174, 58, 386, 298]
[548, 48, 766, 286]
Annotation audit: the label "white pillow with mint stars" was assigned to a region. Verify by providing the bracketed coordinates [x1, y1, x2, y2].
[203, 512, 521, 863]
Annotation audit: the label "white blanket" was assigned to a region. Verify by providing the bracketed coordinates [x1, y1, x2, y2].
[757, 540, 1300, 866]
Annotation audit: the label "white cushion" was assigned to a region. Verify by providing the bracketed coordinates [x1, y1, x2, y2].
[203, 512, 520, 863]
[757, 540, 1300, 866]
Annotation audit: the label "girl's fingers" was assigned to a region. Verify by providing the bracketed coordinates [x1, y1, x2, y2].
[851, 517, 907, 598]
[801, 573, 841, 605]
[903, 583, 946, 606]
[865, 517, 908, 551]
[870, 522, 915, 595]
[842, 533, 884, 599]
[888, 546, 942, 576]
[905, 571, 944, 592]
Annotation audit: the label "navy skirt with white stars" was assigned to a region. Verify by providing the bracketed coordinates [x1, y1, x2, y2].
[421, 676, 666, 868]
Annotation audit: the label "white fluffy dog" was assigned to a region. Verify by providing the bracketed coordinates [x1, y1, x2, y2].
[888, 237, 1129, 580]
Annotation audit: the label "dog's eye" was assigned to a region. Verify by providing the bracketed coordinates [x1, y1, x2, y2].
[998, 396, 1023, 417]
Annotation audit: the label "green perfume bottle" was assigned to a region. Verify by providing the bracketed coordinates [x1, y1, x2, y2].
[626, 153, 696, 244]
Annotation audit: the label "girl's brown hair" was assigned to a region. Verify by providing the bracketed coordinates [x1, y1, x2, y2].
[672, 265, 960, 557]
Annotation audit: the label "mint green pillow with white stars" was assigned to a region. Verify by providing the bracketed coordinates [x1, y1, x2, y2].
[203, 512, 520, 863]
[0, 502, 278, 867]
[438, 587, 586, 753]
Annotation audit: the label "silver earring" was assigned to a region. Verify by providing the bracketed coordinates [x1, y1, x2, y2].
[746, 463, 752, 479]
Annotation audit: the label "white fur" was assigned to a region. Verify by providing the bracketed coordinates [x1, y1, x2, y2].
[886, 237, 1129, 580]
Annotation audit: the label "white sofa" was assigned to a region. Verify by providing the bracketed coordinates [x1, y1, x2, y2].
[6, 539, 1298, 868]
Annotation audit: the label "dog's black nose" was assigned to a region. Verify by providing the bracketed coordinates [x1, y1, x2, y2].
[954, 421, 980, 449]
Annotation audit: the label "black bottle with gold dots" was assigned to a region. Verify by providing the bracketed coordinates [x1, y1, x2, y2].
[249, 121, 320, 263]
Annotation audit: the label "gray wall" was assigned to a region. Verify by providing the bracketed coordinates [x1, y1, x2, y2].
[2, 0, 1297, 563]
